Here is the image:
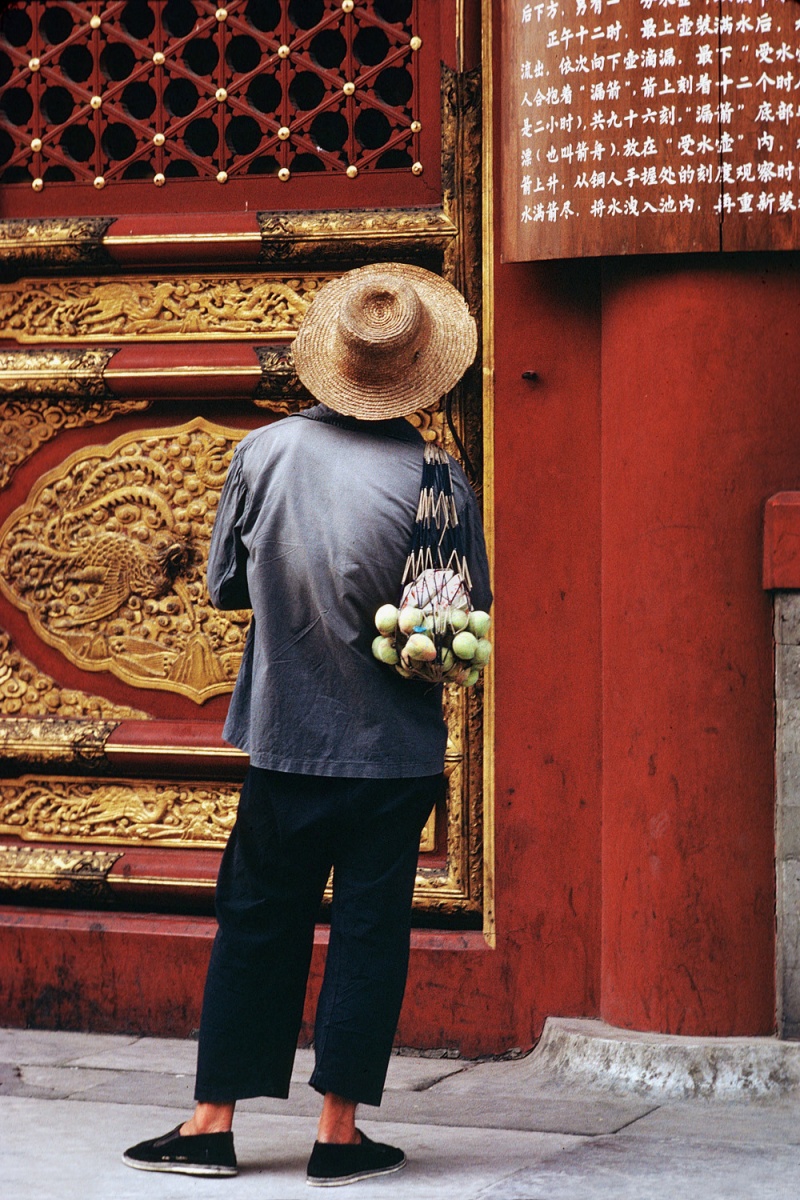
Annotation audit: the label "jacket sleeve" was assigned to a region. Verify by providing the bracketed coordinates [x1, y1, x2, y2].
[207, 451, 252, 611]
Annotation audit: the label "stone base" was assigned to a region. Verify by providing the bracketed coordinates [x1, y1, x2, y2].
[529, 1018, 800, 1100]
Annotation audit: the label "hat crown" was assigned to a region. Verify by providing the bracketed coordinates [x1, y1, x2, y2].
[339, 276, 422, 349]
[337, 277, 426, 385]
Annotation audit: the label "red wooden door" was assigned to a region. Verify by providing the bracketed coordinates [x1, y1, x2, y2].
[0, 1, 485, 961]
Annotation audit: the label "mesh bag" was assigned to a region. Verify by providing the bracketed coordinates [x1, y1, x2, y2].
[372, 444, 491, 686]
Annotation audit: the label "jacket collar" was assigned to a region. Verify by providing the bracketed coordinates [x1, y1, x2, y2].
[297, 403, 424, 444]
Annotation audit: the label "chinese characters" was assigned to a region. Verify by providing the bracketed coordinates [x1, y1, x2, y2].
[504, 0, 800, 259]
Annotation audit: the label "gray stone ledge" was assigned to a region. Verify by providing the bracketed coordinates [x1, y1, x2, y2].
[529, 1018, 800, 1100]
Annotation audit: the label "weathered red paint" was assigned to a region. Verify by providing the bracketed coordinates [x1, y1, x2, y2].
[0, 908, 488, 1048]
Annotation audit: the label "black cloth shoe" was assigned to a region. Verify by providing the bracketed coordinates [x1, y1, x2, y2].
[306, 1130, 406, 1187]
[122, 1124, 237, 1177]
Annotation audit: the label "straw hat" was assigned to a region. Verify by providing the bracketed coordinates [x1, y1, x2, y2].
[292, 262, 477, 420]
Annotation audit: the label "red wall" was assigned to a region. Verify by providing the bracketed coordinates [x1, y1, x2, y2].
[2, 256, 795, 1052]
[488, 258, 605, 1030]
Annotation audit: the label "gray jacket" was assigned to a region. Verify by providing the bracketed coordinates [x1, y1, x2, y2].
[207, 404, 492, 778]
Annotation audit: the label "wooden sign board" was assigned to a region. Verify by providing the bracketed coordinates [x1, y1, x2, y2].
[502, 0, 800, 260]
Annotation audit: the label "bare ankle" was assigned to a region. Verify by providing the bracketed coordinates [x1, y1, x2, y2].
[181, 1101, 235, 1136]
[316, 1093, 359, 1145]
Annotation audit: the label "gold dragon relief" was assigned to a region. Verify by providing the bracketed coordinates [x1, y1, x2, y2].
[0, 274, 326, 343]
[0, 417, 251, 704]
[0, 776, 239, 847]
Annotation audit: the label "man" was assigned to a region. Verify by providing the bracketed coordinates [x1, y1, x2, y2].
[123, 262, 492, 1187]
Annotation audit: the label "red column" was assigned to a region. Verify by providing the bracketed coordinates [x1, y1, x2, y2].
[599, 255, 800, 1035]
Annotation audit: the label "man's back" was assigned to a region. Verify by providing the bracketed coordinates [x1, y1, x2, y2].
[207, 405, 489, 778]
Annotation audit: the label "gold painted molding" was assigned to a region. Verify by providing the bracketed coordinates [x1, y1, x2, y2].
[0, 766, 472, 911]
[0, 217, 115, 276]
[257, 207, 457, 267]
[0, 845, 122, 896]
[0, 275, 326, 344]
[480, 0, 496, 943]
[0, 717, 118, 770]
[0, 347, 119, 400]
[252, 344, 313, 410]
[0, 418, 250, 704]
[0, 776, 239, 848]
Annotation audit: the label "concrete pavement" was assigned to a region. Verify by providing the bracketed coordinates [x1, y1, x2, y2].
[2, 1019, 800, 1199]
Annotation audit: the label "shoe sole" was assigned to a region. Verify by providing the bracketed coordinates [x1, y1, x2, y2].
[122, 1153, 237, 1177]
[306, 1158, 407, 1187]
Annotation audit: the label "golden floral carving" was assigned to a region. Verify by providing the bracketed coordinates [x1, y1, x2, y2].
[0, 777, 239, 848]
[0, 394, 151, 491]
[0, 845, 121, 896]
[0, 276, 325, 343]
[406, 406, 445, 445]
[0, 717, 118, 770]
[0, 629, 147, 720]
[0, 419, 250, 704]
[419, 809, 436, 853]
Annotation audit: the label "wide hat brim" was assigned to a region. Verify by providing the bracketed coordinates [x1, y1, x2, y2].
[292, 262, 478, 420]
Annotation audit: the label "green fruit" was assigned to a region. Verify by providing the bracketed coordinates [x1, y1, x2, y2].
[405, 633, 437, 662]
[377, 637, 399, 665]
[464, 667, 481, 687]
[371, 635, 385, 661]
[395, 664, 414, 679]
[375, 603, 399, 635]
[452, 630, 478, 660]
[398, 606, 424, 635]
[468, 610, 491, 638]
[449, 607, 470, 632]
[440, 648, 455, 672]
[473, 638, 492, 665]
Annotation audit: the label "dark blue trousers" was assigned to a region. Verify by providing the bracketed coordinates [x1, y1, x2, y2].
[194, 767, 442, 1108]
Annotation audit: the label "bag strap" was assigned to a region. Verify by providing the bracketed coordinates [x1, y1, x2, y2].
[401, 444, 472, 591]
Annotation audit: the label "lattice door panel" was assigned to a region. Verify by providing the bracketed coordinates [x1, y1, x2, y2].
[0, 0, 437, 210]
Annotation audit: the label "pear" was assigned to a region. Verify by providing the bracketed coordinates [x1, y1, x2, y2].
[452, 630, 478, 660]
[404, 633, 437, 662]
[376, 637, 399, 665]
[375, 603, 399, 635]
[398, 606, 424, 635]
[449, 607, 470, 632]
[468, 610, 491, 638]
[473, 638, 492, 665]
